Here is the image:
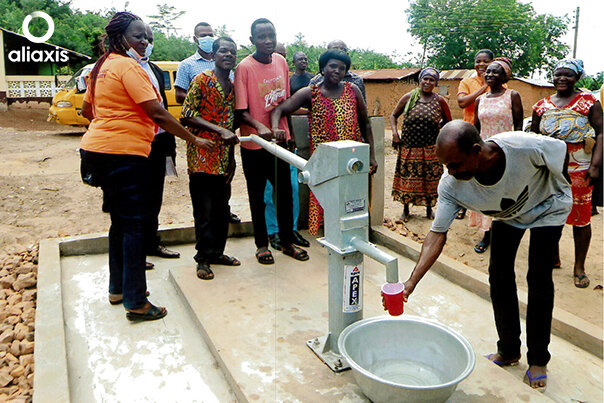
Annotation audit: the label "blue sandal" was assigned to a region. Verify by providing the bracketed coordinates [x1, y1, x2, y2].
[524, 369, 547, 392]
[484, 353, 520, 367]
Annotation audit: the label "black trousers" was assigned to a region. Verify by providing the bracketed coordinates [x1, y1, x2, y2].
[241, 146, 294, 248]
[189, 172, 229, 263]
[489, 220, 563, 366]
[144, 133, 176, 253]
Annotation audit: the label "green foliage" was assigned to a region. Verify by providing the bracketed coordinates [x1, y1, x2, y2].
[577, 72, 604, 91]
[148, 3, 184, 37]
[1, 1, 411, 74]
[283, 33, 412, 74]
[150, 31, 195, 61]
[406, 0, 570, 76]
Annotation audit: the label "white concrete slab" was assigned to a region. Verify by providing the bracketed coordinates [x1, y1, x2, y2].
[60, 251, 237, 402]
[170, 233, 603, 402]
[54, 232, 602, 402]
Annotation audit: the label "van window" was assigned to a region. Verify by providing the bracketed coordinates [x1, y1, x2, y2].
[162, 71, 172, 90]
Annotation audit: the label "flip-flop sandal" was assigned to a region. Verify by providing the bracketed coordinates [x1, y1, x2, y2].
[524, 370, 547, 393]
[255, 248, 274, 265]
[574, 274, 590, 288]
[474, 241, 488, 254]
[484, 353, 520, 367]
[196, 262, 214, 280]
[109, 290, 150, 305]
[210, 254, 241, 266]
[283, 245, 309, 261]
[126, 303, 167, 322]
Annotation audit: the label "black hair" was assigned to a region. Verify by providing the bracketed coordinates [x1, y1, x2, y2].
[89, 11, 141, 103]
[194, 22, 211, 34]
[475, 49, 494, 61]
[456, 123, 482, 153]
[212, 36, 236, 53]
[318, 50, 351, 73]
[293, 51, 306, 61]
[250, 18, 274, 36]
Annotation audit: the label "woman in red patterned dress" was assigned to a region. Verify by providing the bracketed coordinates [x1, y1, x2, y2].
[531, 59, 603, 288]
[270, 49, 377, 234]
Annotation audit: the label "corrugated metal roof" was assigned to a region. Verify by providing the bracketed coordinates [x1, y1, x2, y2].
[438, 68, 553, 87]
[439, 69, 475, 80]
[350, 68, 420, 80]
[514, 76, 554, 87]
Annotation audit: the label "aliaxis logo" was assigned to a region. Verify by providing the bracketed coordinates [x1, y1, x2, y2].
[7, 11, 69, 63]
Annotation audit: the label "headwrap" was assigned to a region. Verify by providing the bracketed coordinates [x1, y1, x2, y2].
[554, 59, 585, 79]
[419, 67, 440, 82]
[491, 57, 512, 79]
[404, 67, 439, 115]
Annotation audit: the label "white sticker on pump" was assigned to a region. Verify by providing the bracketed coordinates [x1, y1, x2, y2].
[343, 264, 363, 313]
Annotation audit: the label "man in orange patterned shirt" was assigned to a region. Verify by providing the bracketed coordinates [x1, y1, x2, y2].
[181, 37, 241, 280]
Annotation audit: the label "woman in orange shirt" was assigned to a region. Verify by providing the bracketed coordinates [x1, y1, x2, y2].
[455, 49, 495, 220]
[80, 12, 211, 321]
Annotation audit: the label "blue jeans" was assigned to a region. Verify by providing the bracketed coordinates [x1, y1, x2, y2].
[264, 162, 299, 235]
[80, 149, 149, 310]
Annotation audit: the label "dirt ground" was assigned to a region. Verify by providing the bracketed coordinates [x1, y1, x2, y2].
[0, 105, 602, 327]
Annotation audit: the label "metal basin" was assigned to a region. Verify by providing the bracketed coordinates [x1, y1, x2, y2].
[338, 316, 475, 403]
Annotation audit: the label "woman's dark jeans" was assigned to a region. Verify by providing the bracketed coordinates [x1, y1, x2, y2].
[80, 149, 149, 309]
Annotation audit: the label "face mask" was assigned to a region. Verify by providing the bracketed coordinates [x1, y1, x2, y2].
[144, 43, 153, 59]
[126, 47, 144, 63]
[197, 36, 215, 54]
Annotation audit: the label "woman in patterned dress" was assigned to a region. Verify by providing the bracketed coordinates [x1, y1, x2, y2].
[531, 59, 603, 288]
[270, 49, 377, 235]
[390, 68, 451, 221]
[471, 57, 524, 253]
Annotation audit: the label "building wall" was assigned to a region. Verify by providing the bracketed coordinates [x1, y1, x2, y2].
[365, 79, 555, 122]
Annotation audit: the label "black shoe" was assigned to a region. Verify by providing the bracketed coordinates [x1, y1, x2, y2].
[292, 230, 310, 247]
[229, 213, 241, 224]
[148, 245, 180, 259]
[268, 233, 282, 251]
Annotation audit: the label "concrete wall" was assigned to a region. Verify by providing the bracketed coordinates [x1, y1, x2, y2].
[364, 79, 555, 122]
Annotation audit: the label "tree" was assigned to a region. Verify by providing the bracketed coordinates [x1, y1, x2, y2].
[577, 72, 604, 91]
[284, 33, 412, 74]
[148, 3, 184, 37]
[406, 0, 569, 77]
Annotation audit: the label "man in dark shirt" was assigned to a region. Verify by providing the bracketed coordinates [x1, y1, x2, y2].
[289, 51, 313, 94]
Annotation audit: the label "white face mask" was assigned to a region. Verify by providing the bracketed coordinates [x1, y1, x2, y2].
[144, 43, 153, 59]
[125, 47, 144, 62]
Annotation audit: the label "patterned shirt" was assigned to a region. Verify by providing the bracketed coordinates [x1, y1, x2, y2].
[175, 52, 234, 91]
[182, 71, 235, 175]
[309, 71, 366, 101]
[532, 92, 597, 143]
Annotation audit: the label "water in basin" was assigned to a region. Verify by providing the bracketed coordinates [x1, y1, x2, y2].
[368, 359, 445, 386]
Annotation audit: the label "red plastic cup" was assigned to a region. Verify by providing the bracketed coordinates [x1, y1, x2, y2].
[381, 282, 405, 316]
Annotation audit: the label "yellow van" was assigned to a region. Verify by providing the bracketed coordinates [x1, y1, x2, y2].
[48, 61, 180, 126]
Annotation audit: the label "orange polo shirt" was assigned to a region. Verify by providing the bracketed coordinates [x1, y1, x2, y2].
[80, 54, 160, 157]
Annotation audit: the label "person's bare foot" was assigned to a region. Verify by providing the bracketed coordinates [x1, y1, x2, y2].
[484, 352, 520, 366]
[524, 365, 547, 392]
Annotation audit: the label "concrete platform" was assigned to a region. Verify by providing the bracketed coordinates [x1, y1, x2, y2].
[34, 226, 603, 402]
